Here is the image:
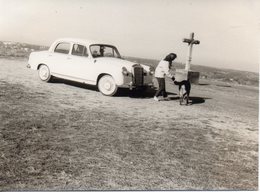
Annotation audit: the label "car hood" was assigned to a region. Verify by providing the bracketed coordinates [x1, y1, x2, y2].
[95, 57, 149, 71]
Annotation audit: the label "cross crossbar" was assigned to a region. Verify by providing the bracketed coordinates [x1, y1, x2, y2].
[183, 32, 200, 45]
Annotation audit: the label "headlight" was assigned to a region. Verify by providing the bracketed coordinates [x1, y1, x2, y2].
[122, 67, 129, 76]
[149, 66, 155, 75]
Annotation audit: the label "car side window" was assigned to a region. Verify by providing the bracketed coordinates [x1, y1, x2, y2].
[54, 43, 70, 54]
[72, 44, 88, 57]
[90, 45, 121, 58]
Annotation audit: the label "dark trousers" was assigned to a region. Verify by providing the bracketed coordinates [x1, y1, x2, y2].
[155, 78, 167, 97]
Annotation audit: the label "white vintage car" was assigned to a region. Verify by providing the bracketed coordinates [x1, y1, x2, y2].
[27, 38, 154, 96]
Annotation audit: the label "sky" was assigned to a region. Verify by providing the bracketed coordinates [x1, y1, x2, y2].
[0, 0, 259, 72]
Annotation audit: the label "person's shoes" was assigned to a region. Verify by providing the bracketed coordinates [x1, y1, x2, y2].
[154, 96, 160, 101]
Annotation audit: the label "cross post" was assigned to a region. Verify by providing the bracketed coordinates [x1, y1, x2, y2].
[183, 32, 200, 71]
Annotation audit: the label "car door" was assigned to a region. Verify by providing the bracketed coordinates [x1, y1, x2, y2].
[49, 42, 72, 76]
[67, 43, 96, 83]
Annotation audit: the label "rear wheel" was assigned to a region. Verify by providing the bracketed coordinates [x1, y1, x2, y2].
[98, 75, 118, 96]
[38, 65, 52, 82]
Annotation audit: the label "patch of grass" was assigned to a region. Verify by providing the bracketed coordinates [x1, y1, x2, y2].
[0, 80, 258, 190]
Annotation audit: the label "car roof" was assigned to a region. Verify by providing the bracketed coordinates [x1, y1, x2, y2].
[54, 38, 114, 46]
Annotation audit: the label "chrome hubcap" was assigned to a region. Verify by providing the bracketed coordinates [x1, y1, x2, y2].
[104, 82, 111, 90]
[39, 66, 49, 80]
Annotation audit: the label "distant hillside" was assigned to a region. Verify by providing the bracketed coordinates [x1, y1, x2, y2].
[0, 41, 48, 57]
[190, 64, 259, 86]
[0, 41, 258, 87]
[126, 56, 259, 87]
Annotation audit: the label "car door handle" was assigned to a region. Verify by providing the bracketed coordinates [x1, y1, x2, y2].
[67, 57, 72, 60]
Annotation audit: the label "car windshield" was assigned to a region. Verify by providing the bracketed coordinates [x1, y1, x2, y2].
[90, 44, 121, 58]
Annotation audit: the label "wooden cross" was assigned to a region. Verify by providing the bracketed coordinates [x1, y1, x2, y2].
[183, 32, 200, 71]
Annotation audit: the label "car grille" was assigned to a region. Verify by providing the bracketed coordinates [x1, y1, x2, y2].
[132, 65, 144, 86]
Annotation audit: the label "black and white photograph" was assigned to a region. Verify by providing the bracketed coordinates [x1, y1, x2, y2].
[0, 0, 259, 190]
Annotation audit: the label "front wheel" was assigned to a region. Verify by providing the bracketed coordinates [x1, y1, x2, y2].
[98, 75, 118, 96]
[38, 65, 52, 82]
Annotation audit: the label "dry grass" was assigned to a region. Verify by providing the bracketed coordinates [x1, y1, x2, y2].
[0, 58, 258, 190]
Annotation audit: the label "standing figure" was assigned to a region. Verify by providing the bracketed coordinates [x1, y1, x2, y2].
[154, 53, 176, 101]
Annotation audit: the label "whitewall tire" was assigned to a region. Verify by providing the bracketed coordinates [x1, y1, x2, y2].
[98, 75, 118, 96]
[38, 65, 52, 82]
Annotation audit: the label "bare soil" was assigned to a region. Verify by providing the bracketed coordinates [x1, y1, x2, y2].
[0, 58, 258, 190]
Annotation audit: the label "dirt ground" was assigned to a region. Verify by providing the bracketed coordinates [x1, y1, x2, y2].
[0, 58, 258, 190]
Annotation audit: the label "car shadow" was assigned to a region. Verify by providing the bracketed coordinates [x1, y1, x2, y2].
[116, 88, 177, 98]
[52, 78, 98, 92]
[51, 78, 209, 103]
[116, 88, 154, 98]
[52, 78, 158, 98]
